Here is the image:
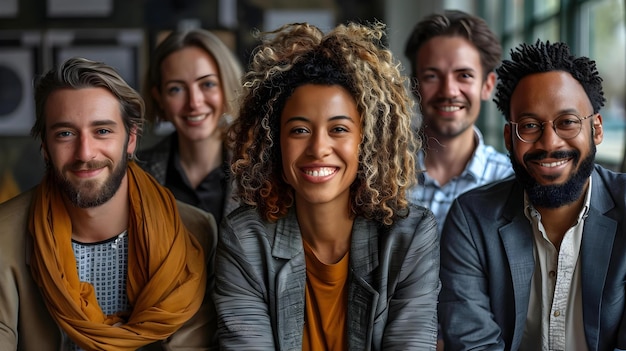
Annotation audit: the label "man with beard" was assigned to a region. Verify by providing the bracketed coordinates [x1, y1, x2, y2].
[0, 57, 218, 350]
[439, 40, 626, 351]
[404, 10, 514, 234]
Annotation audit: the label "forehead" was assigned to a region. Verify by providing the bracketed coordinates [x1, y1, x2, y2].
[281, 84, 359, 120]
[510, 71, 592, 117]
[416, 36, 482, 73]
[161, 46, 217, 76]
[44, 87, 123, 127]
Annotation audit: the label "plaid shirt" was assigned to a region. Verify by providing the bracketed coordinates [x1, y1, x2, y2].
[409, 128, 514, 234]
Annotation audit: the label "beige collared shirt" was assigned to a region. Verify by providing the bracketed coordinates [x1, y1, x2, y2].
[520, 177, 592, 351]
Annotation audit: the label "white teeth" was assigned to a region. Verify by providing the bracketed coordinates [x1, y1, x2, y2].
[186, 115, 205, 122]
[540, 160, 568, 167]
[304, 167, 335, 177]
[439, 106, 461, 112]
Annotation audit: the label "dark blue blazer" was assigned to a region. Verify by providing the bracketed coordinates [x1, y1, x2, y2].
[439, 165, 626, 351]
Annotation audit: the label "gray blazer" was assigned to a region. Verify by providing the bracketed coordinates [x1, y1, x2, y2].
[214, 204, 440, 350]
[439, 165, 626, 351]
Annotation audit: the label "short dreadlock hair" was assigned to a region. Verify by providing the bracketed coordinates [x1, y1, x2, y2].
[494, 40, 605, 121]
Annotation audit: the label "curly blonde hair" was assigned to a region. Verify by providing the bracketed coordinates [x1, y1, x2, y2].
[229, 21, 419, 226]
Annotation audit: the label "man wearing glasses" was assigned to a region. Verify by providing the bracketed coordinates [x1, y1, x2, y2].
[439, 40, 626, 351]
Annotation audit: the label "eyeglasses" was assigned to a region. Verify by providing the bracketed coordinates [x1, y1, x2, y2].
[509, 113, 595, 143]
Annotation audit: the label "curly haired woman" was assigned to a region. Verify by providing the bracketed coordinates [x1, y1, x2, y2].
[214, 21, 440, 350]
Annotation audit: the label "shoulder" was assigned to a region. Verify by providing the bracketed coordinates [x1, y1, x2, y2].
[0, 190, 33, 233]
[593, 164, 626, 186]
[456, 177, 517, 211]
[221, 205, 271, 243]
[383, 204, 438, 246]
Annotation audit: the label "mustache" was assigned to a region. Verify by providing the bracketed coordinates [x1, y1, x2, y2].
[523, 149, 579, 163]
[66, 160, 113, 171]
[432, 97, 467, 106]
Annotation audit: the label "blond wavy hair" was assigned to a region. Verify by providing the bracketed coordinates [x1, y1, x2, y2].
[229, 21, 419, 225]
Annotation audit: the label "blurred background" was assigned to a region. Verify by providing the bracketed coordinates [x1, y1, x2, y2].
[0, 0, 624, 197]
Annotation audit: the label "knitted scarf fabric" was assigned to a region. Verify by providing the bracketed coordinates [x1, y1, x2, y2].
[28, 162, 206, 350]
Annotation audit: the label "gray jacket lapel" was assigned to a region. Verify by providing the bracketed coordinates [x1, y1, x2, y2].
[500, 183, 535, 351]
[347, 217, 379, 350]
[581, 171, 617, 351]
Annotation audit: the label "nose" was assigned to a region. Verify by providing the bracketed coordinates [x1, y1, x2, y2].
[439, 76, 459, 98]
[76, 134, 96, 161]
[187, 85, 204, 110]
[306, 131, 332, 159]
[535, 121, 563, 148]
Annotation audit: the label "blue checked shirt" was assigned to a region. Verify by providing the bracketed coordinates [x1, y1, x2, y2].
[409, 127, 514, 234]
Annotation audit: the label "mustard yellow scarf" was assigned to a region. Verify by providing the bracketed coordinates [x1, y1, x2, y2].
[29, 162, 206, 350]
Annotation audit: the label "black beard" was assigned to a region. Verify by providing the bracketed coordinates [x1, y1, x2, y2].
[48, 152, 128, 209]
[510, 142, 595, 208]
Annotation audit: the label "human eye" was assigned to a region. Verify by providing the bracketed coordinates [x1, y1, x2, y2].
[290, 126, 309, 135]
[330, 125, 350, 134]
[419, 72, 438, 82]
[460, 72, 474, 80]
[555, 115, 581, 130]
[56, 130, 74, 138]
[96, 129, 112, 136]
[201, 80, 218, 89]
[166, 84, 183, 95]
[517, 119, 541, 133]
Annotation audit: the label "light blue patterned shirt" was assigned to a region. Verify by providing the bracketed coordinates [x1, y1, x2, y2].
[409, 127, 514, 234]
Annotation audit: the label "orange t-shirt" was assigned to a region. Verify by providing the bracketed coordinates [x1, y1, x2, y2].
[302, 240, 349, 351]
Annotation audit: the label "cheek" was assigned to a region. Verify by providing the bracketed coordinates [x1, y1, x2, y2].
[163, 96, 185, 114]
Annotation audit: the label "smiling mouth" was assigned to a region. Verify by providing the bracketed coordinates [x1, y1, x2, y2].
[437, 106, 463, 112]
[185, 114, 206, 122]
[539, 159, 569, 168]
[303, 167, 337, 177]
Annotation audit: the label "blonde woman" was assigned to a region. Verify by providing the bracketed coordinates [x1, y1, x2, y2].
[139, 29, 242, 224]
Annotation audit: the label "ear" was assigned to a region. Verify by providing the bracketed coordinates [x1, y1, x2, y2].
[503, 122, 512, 152]
[127, 125, 138, 155]
[151, 86, 164, 110]
[481, 72, 497, 100]
[592, 113, 603, 145]
[41, 142, 49, 163]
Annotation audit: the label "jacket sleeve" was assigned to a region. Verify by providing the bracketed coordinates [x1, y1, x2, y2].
[0, 259, 18, 350]
[439, 199, 506, 351]
[382, 208, 440, 350]
[213, 214, 276, 350]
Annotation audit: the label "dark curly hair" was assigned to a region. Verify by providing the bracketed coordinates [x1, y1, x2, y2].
[229, 21, 418, 225]
[404, 9, 502, 81]
[494, 40, 605, 120]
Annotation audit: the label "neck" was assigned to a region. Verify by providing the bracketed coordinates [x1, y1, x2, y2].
[64, 176, 130, 243]
[295, 201, 354, 264]
[422, 126, 477, 186]
[534, 186, 588, 250]
[177, 134, 223, 188]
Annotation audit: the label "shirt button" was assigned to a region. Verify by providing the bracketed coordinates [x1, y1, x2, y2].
[549, 271, 556, 278]
[554, 310, 561, 317]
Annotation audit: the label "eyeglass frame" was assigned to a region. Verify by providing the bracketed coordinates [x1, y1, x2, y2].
[508, 113, 595, 143]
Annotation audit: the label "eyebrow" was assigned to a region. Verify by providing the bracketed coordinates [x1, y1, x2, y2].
[517, 108, 581, 119]
[420, 66, 477, 74]
[164, 73, 218, 85]
[284, 115, 356, 123]
[48, 120, 119, 130]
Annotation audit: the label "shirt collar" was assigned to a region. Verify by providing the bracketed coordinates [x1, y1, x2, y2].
[417, 126, 485, 183]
